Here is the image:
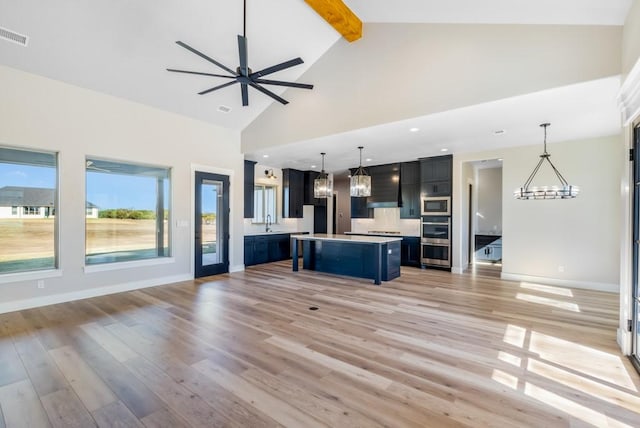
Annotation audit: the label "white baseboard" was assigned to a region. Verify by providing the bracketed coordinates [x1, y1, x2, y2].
[500, 272, 618, 293]
[618, 328, 632, 355]
[0, 274, 193, 315]
[229, 264, 245, 273]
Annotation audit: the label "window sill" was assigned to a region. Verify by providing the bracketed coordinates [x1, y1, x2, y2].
[0, 269, 63, 284]
[84, 257, 176, 274]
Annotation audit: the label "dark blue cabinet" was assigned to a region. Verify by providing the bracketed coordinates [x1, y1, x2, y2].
[244, 160, 256, 218]
[282, 168, 304, 218]
[420, 155, 452, 197]
[401, 237, 421, 267]
[244, 233, 291, 266]
[351, 196, 373, 218]
[400, 161, 420, 219]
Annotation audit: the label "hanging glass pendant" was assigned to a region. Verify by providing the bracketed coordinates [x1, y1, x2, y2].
[314, 152, 332, 198]
[514, 123, 579, 200]
[350, 146, 371, 197]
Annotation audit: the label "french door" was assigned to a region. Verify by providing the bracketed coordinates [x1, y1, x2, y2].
[632, 125, 640, 370]
[194, 171, 229, 277]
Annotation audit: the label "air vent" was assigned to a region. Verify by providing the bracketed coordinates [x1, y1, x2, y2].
[0, 26, 29, 47]
[217, 105, 231, 113]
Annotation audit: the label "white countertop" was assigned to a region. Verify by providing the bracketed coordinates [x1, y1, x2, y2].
[246, 231, 307, 236]
[345, 232, 420, 238]
[291, 233, 402, 244]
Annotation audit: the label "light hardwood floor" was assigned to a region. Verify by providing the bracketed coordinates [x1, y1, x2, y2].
[1, 261, 639, 427]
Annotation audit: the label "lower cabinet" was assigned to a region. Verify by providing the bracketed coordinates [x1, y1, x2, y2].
[474, 235, 502, 263]
[401, 237, 421, 267]
[245, 234, 291, 266]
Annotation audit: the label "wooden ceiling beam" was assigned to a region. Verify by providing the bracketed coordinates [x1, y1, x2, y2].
[304, 0, 362, 42]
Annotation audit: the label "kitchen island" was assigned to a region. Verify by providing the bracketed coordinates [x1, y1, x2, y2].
[291, 234, 402, 285]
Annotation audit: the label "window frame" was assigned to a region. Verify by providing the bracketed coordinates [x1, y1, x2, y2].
[252, 183, 277, 224]
[84, 156, 172, 266]
[0, 145, 59, 276]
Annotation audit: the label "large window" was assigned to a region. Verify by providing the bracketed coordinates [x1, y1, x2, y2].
[253, 184, 277, 224]
[0, 147, 58, 274]
[85, 158, 171, 265]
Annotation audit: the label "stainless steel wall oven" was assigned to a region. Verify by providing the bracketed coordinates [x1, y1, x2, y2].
[421, 215, 451, 268]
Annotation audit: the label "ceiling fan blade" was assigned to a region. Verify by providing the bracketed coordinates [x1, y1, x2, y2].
[198, 80, 238, 95]
[249, 58, 304, 78]
[237, 35, 249, 77]
[175, 41, 237, 75]
[240, 83, 249, 106]
[249, 82, 288, 105]
[166, 68, 236, 79]
[254, 79, 313, 90]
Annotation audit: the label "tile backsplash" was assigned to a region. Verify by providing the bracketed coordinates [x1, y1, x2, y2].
[351, 208, 420, 237]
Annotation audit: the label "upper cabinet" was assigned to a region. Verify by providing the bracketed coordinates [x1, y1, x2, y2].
[282, 168, 305, 218]
[400, 161, 420, 219]
[303, 170, 326, 206]
[351, 196, 373, 218]
[244, 160, 256, 218]
[420, 155, 452, 197]
[367, 163, 401, 208]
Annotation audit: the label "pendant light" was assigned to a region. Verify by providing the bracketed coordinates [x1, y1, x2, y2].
[514, 123, 579, 200]
[350, 146, 371, 197]
[314, 152, 332, 198]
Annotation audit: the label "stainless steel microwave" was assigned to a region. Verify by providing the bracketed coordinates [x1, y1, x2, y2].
[421, 196, 450, 216]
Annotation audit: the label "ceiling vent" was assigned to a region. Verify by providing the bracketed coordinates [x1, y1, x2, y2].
[0, 26, 29, 47]
[217, 105, 232, 113]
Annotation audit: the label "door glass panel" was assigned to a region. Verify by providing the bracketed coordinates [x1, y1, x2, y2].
[201, 179, 223, 267]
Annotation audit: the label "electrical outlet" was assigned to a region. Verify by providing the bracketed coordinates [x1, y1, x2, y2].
[37, 280, 45, 289]
[558, 266, 565, 273]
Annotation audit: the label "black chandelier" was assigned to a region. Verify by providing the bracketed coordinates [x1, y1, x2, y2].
[514, 123, 579, 200]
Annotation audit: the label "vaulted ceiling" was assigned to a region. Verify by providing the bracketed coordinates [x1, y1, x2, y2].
[0, 1, 633, 172]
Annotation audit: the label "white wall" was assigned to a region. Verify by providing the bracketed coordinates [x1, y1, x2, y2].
[623, 0, 640, 76]
[0, 65, 243, 312]
[475, 167, 503, 235]
[243, 24, 621, 152]
[453, 135, 623, 291]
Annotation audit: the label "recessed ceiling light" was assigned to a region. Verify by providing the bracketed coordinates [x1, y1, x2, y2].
[410, 127, 420, 133]
[217, 105, 232, 113]
[263, 154, 269, 158]
[494, 129, 506, 135]
[311, 165, 316, 168]
[365, 158, 372, 162]
[440, 148, 449, 152]
[498, 158, 503, 162]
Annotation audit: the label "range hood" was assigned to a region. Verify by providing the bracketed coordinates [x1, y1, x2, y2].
[366, 163, 402, 208]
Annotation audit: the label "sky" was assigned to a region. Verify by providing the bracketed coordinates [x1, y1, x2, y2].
[0, 163, 196, 212]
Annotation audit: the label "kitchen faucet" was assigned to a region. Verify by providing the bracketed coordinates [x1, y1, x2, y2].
[266, 214, 272, 232]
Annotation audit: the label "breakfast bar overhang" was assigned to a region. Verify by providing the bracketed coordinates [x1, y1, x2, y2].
[291, 234, 402, 285]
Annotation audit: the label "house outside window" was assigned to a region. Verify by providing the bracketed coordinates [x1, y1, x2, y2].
[0, 146, 58, 274]
[85, 158, 171, 265]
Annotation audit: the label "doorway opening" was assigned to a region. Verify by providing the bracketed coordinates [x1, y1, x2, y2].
[465, 159, 503, 277]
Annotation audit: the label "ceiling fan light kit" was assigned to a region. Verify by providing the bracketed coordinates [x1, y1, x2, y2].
[314, 152, 332, 198]
[514, 123, 579, 200]
[167, 0, 313, 107]
[350, 146, 372, 197]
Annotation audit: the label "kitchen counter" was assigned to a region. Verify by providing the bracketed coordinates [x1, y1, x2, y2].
[291, 234, 401, 285]
[344, 232, 420, 238]
[246, 230, 307, 236]
[292, 233, 402, 244]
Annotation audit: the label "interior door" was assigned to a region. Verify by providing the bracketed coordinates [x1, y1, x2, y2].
[632, 125, 640, 370]
[195, 171, 229, 277]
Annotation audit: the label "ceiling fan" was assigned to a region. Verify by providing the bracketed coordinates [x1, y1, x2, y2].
[167, 0, 313, 106]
